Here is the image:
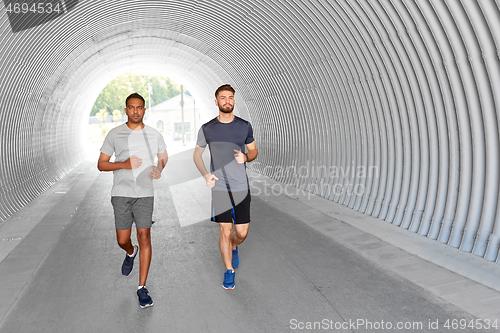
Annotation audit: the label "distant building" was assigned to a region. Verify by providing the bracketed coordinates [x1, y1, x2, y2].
[145, 92, 198, 143]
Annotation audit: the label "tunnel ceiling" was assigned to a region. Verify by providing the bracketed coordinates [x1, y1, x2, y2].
[1, 0, 500, 263]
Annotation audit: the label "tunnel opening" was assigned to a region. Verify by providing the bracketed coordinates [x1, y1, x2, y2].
[85, 71, 201, 159]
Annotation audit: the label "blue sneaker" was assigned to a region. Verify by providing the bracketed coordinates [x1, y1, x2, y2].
[121, 245, 138, 276]
[137, 287, 154, 308]
[222, 269, 235, 290]
[232, 247, 239, 269]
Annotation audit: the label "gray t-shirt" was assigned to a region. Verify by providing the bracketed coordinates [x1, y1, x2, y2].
[100, 123, 166, 197]
[197, 116, 254, 192]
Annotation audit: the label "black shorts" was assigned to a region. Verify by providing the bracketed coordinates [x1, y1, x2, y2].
[211, 190, 251, 224]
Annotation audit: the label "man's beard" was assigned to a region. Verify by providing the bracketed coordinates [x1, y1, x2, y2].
[219, 104, 234, 113]
[128, 115, 144, 124]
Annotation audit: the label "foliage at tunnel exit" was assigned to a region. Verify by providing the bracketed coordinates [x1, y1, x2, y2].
[90, 74, 181, 116]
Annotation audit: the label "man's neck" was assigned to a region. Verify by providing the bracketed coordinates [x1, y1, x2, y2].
[126, 122, 144, 131]
[218, 112, 234, 123]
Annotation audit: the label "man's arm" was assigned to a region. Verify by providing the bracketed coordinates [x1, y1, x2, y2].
[97, 152, 141, 171]
[193, 145, 218, 188]
[245, 141, 258, 162]
[157, 150, 168, 171]
[150, 150, 168, 179]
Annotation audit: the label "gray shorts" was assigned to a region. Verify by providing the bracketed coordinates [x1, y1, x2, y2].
[111, 196, 154, 230]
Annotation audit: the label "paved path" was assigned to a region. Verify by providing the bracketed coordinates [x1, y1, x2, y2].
[0, 148, 498, 333]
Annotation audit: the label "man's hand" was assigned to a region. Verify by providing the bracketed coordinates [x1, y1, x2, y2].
[150, 166, 161, 179]
[234, 149, 247, 164]
[125, 156, 142, 169]
[204, 173, 219, 188]
[194, 144, 217, 187]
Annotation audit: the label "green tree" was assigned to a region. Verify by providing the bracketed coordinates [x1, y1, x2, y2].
[96, 109, 109, 123]
[112, 109, 122, 122]
[90, 74, 181, 116]
[96, 108, 109, 137]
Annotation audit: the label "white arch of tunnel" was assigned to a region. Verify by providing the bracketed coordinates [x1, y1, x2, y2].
[1, 0, 500, 263]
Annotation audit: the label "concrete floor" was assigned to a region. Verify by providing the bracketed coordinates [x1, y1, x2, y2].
[0, 147, 499, 333]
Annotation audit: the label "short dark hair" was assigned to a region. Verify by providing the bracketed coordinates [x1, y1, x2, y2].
[215, 84, 235, 98]
[126, 92, 145, 106]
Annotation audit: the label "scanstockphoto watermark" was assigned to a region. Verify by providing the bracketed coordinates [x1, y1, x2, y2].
[290, 318, 424, 330]
[289, 318, 499, 331]
[250, 161, 379, 199]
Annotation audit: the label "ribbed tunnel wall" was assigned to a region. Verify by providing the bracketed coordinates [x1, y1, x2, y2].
[1, 0, 500, 263]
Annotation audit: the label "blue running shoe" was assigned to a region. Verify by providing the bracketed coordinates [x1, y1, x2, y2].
[121, 245, 138, 276]
[137, 287, 154, 308]
[222, 269, 235, 290]
[232, 247, 239, 269]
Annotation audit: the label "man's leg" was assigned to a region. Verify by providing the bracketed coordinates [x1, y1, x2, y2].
[116, 228, 134, 255]
[213, 191, 237, 289]
[231, 223, 249, 250]
[135, 228, 153, 308]
[136, 228, 152, 287]
[112, 197, 135, 255]
[116, 227, 138, 276]
[133, 197, 154, 308]
[219, 222, 234, 270]
[229, 191, 251, 270]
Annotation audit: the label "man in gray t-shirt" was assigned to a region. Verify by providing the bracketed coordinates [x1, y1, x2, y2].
[98, 92, 167, 308]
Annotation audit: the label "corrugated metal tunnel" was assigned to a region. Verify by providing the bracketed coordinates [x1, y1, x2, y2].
[1, 0, 500, 264]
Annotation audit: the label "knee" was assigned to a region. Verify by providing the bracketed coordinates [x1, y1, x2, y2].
[236, 230, 248, 240]
[137, 231, 151, 246]
[219, 228, 232, 241]
[117, 237, 129, 248]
